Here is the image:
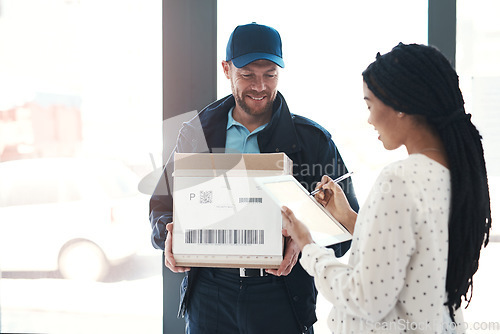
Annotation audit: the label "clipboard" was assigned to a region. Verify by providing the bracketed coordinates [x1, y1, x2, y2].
[256, 175, 352, 247]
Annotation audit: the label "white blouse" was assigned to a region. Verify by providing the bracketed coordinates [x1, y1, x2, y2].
[300, 154, 466, 333]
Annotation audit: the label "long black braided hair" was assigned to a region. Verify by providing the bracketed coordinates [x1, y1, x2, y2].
[362, 43, 492, 320]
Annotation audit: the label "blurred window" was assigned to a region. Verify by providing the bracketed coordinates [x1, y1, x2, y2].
[0, 0, 162, 333]
[457, 0, 500, 235]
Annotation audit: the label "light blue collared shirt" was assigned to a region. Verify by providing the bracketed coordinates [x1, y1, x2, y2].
[225, 107, 267, 153]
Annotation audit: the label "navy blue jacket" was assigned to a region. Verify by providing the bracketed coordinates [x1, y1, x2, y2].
[149, 92, 359, 332]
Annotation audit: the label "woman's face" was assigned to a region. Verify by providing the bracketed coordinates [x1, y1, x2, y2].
[363, 81, 405, 150]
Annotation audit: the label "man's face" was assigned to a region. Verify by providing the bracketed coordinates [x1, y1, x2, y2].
[223, 59, 279, 118]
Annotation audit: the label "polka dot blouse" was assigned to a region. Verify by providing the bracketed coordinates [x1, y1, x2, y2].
[300, 154, 466, 333]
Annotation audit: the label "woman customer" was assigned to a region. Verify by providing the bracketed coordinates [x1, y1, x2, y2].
[281, 43, 492, 333]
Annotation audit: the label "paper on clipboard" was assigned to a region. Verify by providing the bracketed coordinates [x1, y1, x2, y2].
[256, 175, 352, 247]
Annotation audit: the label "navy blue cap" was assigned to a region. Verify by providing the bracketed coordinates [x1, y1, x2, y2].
[226, 22, 284, 68]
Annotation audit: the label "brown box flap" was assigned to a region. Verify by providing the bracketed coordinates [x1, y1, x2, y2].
[174, 153, 292, 173]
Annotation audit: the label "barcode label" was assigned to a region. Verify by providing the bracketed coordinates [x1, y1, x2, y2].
[239, 197, 263, 204]
[185, 229, 265, 245]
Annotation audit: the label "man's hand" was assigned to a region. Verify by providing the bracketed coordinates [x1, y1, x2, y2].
[164, 222, 191, 273]
[266, 236, 300, 276]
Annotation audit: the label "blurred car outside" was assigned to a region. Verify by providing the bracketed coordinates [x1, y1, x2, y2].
[0, 157, 148, 281]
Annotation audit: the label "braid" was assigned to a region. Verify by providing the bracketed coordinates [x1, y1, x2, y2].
[441, 119, 491, 317]
[363, 43, 492, 321]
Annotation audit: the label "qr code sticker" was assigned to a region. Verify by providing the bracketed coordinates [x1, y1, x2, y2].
[200, 190, 213, 204]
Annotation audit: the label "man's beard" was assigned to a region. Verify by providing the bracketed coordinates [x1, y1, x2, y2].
[234, 90, 275, 117]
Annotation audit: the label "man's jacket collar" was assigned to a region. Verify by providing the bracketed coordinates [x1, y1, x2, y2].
[197, 91, 301, 156]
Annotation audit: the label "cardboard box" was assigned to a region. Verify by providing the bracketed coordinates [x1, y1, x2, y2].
[172, 153, 292, 268]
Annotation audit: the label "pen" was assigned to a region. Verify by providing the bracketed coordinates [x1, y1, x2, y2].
[310, 171, 354, 196]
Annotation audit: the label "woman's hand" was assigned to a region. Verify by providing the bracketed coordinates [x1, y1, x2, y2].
[281, 206, 314, 251]
[314, 175, 357, 234]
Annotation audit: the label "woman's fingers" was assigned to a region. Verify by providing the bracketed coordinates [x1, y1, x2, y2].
[281, 206, 314, 250]
[281, 205, 298, 224]
[314, 175, 332, 201]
